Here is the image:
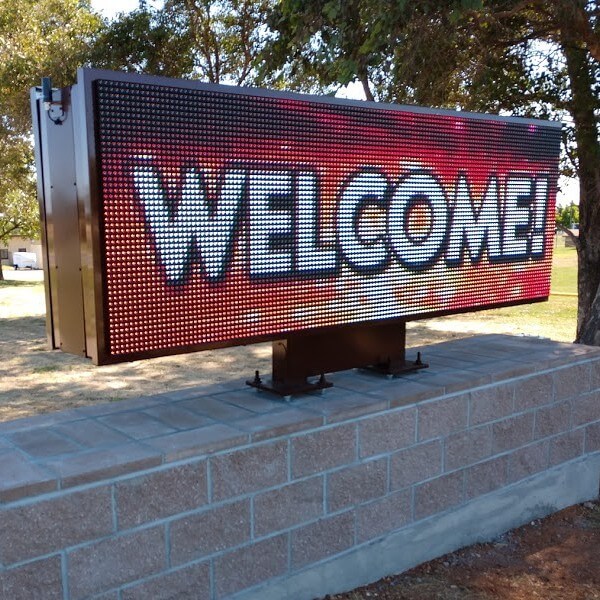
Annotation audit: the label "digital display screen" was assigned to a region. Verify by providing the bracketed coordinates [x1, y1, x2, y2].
[94, 77, 561, 359]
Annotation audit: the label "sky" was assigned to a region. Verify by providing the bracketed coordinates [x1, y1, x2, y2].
[92, 0, 152, 19]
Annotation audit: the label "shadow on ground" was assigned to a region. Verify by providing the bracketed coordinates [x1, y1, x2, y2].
[0, 306, 472, 421]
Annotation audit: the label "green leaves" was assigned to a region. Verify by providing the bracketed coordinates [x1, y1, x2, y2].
[91, 7, 195, 77]
[322, 0, 341, 20]
[556, 202, 580, 229]
[94, 0, 274, 86]
[0, 0, 103, 246]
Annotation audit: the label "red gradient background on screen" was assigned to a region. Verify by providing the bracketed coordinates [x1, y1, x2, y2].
[95, 79, 561, 358]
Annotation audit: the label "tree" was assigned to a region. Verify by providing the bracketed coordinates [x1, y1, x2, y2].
[93, 0, 274, 86]
[556, 202, 580, 229]
[167, 0, 273, 85]
[267, 0, 600, 343]
[0, 0, 102, 280]
[90, 6, 195, 78]
[0, 136, 38, 243]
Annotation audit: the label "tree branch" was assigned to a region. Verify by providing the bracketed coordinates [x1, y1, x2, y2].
[566, 1, 600, 63]
[563, 136, 579, 173]
[488, 0, 547, 21]
[237, 2, 254, 85]
[0, 222, 21, 244]
[358, 67, 375, 101]
[556, 222, 581, 250]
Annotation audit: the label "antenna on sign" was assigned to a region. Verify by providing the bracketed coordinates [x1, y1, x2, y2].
[42, 78, 52, 108]
[40, 77, 66, 125]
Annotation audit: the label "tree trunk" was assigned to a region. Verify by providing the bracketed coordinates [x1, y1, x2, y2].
[358, 67, 375, 102]
[0, 264, 4, 281]
[561, 41, 600, 343]
[578, 279, 600, 345]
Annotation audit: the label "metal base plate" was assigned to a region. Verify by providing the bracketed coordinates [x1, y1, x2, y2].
[363, 354, 429, 378]
[246, 372, 332, 399]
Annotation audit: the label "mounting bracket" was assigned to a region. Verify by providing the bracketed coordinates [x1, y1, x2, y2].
[247, 320, 428, 398]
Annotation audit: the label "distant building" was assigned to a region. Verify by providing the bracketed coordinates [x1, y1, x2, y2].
[0, 237, 43, 268]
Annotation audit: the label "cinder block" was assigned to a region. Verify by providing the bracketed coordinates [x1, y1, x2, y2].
[0, 556, 62, 600]
[416, 368, 491, 394]
[291, 511, 355, 569]
[0, 487, 113, 565]
[390, 440, 442, 490]
[170, 499, 250, 565]
[514, 373, 553, 410]
[298, 387, 388, 425]
[180, 395, 254, 421]
[67, 526, 166, 599]
[554, 363, 591, 401]
[508, 440, 549, 483]
[358, 408, 415, 458]
[116, 461, 208, 529]
[379, 379, 444, 408]
[444, 425, 492, 471]
[8, 428, 80, 457]
[213, 389, 286, 414]
[211, 440, 288, 501]
[55, 419, 131, 449]
[74, 396, 162, 418]
[586, 422, 600, 452]
[417, 354, 476, 370]
[357, 489, 412, 543]
[492, 413, 534, 453]
[143, 404, 213, 431]
[121, 562, 210, 600]
[235, 408, 323, 443]
[145, 423, 248, 463]
[414, 470, 464, 520]
[42, 443, 162, 488]
[469, 384, 514, 426]
[418, 394, 468, 441]
[572, 391, 600, 426]
[0, 450, 57, 502]
[534, 401, 571, 439]
[328, 371, 393, 395]
[549, 429, 585, 466]
[327, 458, 387, 512]
[486, 360, 536, 382]
[254, 477, 323, 537]
[465, 456, 508, 499]
[214, 535, 288, 598]
[291, 424, 356, 478]
[98, 411, 177, 440]
[589, 359, 600, 391]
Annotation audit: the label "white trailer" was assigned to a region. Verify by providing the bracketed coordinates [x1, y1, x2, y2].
[12, 251, 37, 269]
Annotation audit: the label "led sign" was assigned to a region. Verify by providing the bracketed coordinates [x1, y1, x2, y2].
[32, 70, 561, 368]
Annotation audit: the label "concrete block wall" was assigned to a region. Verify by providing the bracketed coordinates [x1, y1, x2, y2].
[0, 335, 599, 599]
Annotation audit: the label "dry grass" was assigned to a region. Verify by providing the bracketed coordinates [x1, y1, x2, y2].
[0, 247, 578, 422]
